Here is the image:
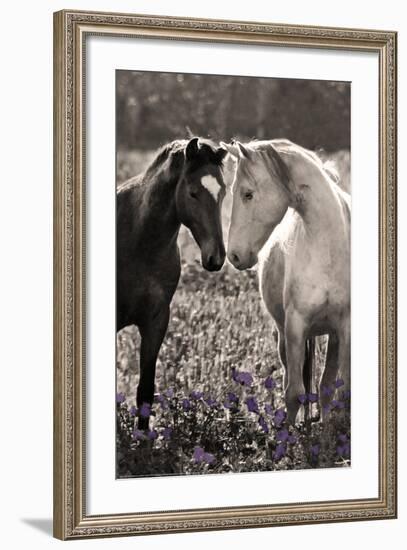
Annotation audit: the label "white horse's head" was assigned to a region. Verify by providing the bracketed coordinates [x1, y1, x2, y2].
[221, 140, 291, 270]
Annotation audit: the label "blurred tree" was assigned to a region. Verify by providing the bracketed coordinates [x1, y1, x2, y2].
[116, 71, 350, 152]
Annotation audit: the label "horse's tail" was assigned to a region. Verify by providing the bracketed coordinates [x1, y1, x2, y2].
[303, 337, 316, 421]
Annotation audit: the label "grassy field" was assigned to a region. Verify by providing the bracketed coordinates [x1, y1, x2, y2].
[116, 148, 351, 478]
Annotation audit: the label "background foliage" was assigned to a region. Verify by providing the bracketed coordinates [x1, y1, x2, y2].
[117, 71, 350, 152]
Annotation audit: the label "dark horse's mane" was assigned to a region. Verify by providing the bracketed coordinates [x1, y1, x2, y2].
[145, 137, 224, 176]
[118, 138, 224, 194]
[144, 139, 188, 177]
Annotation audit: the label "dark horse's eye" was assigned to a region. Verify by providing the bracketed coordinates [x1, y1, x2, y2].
[189, 190, 198, 200]
[244, 191, 254, 201]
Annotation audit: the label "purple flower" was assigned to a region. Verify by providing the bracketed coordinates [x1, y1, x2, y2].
[298, 394, 308, 404]
[203, 452, 215, 465]
[322, 385, 334, 397]
[164, 388, 174, 398]
[245, 396, 259, 414]
[132, 428, 145, 441]
[147, 429, 158, 440]
[331, 400, 345, 409]
[322, 404, 331, 415]
[274, 442, 286, 461]
[182, 398, 191, 411]
[193, 447, 215, 465]
[337, 442, 350, 458]
[276, 428, 289, 442]
[311, 444, 320, 457]
[264, 403, 273, 416]
[129, 406, 137, 416]
[193, 446, 205, 463]
[237, 371, 254, 386]
[335, 378, 345, 388]
[258, 416, 269, 433]
[224, 392, 238, 409]
[155, 395, 168, 410]
[155, 394, 168, 410]
[162, 427, 173, 440]
[139, 402, 151, 418]
[116, 392, 125, 404]
[227, 392, 238, 403]
[232, 368, 253, 386]
[343, 390, 351, 400]
[265, 376, 276, 390]
[338, 433, 348, 443]
[288, 434, 297, 444]
[274, 408, 286, 427]
[190, 390, 203, 400]
[308, 393, 318, 403]
[204, 396, 217, 408]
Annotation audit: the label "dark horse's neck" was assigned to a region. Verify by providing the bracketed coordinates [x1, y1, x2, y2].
[142, 160, 182, 248]
[117, 143, 185, 258]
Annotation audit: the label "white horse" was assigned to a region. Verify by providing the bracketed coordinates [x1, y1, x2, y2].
[221, 139, 350, 425]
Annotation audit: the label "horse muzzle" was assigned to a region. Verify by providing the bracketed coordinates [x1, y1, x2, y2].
[202, 246, 225, 272]
[227, 249, 257, 271]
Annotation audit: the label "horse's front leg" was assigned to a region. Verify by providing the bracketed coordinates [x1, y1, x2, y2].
[137, 304, 170, 430]
[284, 309, 307, 426]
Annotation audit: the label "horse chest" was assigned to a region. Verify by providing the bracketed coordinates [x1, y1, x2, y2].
[286, 266, 349, 329]
[280, 236, 349, 323]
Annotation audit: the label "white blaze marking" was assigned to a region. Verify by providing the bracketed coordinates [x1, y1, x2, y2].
[201, 175, 221, 202]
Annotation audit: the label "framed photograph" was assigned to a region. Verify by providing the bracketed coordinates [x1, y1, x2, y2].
[53, 9, 397, 540]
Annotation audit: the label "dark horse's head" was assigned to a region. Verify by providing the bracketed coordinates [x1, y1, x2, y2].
[175, 138, 227, 271]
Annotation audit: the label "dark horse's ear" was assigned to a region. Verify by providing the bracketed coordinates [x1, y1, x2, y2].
[215, 146, 227, 164]
[185, 137, 200, 161]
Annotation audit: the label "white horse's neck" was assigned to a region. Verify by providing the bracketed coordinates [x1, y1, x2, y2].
[280, 150, 345, 240]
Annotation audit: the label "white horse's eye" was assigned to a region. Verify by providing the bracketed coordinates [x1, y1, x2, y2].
[243, 191, 254, 201]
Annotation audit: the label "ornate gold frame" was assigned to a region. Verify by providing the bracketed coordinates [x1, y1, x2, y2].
[53, 9, 397, 540]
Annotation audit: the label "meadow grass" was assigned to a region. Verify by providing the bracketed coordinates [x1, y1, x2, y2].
[116, 264, 350, 477]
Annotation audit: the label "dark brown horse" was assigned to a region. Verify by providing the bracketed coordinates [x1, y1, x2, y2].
[117, 138, 227, 428]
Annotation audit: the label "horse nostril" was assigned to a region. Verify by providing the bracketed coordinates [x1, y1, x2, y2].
[231, 252, 240, 265]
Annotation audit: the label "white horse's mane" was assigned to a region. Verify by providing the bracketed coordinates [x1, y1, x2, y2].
[246, 139, 341, 189]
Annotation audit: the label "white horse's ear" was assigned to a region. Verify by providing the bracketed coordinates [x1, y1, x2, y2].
[219, 141, 240, 158]
[235, 141, 250, 159]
